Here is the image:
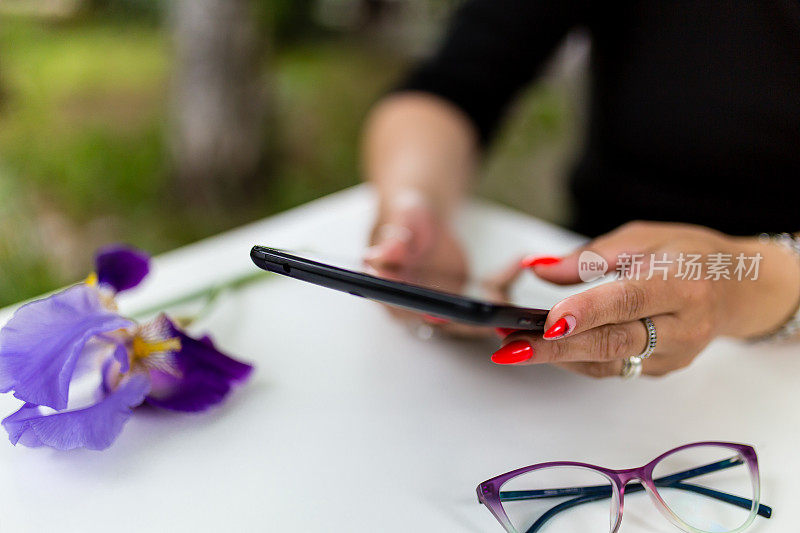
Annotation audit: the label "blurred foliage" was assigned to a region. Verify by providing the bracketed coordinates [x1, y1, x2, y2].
[0, 18, 168, 221]
[256, 0, 317, 46]
[84, 0, 321, 46]
[0, 4, 574, 308]
[0, 13, 402, 306]
[83, 0, 163, 19]
[0, 16, 170, 304]
[0, 169, 59, 305]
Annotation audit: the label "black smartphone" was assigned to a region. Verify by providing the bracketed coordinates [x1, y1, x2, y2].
[250, 245, 548, 331]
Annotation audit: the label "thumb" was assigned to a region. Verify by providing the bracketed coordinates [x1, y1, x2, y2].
[364, 224, 415, 267]
[524, 227, 654, 285]
[519, 254, 578, 285]
[364, 196, 438, 268]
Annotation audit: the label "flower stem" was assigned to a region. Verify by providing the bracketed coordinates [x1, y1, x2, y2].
[130, 270, 272, 321]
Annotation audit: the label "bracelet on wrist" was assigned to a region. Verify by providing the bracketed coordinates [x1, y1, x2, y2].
[751, 233, 800, 342]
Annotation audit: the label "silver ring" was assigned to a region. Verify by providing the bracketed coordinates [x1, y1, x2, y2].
[620, 356, 642, 379]
[638, 317, 657, 359]
[620, 317, 657, 379]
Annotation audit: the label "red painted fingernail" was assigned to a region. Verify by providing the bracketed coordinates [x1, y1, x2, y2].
[423, 314, 450, 325]
[520, 256, 562, 268]
[494, 327, 519, 338]
[491, 340, 534, 365]
[543, 315, 576, 340]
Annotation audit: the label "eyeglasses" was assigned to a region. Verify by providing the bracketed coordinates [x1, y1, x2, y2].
[476, 442, 772, 533]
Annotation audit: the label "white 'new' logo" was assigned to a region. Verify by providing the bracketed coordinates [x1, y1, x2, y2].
[578, 250, 608, 282]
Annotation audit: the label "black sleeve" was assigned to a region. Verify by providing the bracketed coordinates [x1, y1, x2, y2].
[396, 0, 587, 145]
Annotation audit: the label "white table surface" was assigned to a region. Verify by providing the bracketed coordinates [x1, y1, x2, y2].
[0, 185, 796, 533]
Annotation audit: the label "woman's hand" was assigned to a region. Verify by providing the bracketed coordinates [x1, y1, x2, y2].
[363, 192, 532, 338]
[492, 221, 800, 377]
[361, 93, 482, 335]
[363, 191, 481, 335]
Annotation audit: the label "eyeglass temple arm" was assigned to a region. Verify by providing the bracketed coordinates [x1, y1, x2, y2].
[649, 457, 771, 518]
[500, 457, 772, 532]
[662, 481, 772, 518]
[519, 481, 773, 533]
[522, 493, 608, 533]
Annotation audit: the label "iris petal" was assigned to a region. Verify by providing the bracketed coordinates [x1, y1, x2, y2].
[95, 245, 150, 293]
[0, 285, 133, 410]
[2, 374, 150, 450]
[2, 403, 46, 448]
[112, 344, 130, 374]
[145, 326, 252, 412]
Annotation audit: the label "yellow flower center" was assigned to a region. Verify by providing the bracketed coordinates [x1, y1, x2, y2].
[130, 336, 182, 366]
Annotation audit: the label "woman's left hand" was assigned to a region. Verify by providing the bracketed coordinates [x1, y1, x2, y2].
[492, 221, 800, 377]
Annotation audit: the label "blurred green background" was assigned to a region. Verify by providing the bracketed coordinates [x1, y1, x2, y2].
[0, 0, 584, 307]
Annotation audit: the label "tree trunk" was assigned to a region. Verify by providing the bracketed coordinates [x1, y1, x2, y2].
[168, 0, 269, 209]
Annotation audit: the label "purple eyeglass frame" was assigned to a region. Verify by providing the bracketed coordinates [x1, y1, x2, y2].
[477, 441, 772, 533]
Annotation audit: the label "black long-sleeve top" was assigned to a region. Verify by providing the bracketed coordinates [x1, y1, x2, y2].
[397, 0, 800, 236]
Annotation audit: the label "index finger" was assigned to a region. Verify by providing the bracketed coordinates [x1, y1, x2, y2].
[542, 278, 681, 339]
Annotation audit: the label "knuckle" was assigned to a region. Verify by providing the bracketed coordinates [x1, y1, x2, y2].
[687, 279, 714, 303]
[615, 283, 647, 321]
[671, 325, 694, 348]
[581, 304, 601, 331]
[596, 326, 634, 360]
[547, 338, 565, 361]
[672, 280, 711, 309]
[674, 315, 715, 347]
[690, 319, 715, 344]
[674, 279, 698, 303]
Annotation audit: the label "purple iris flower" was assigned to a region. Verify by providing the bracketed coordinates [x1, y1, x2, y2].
[95, 245, 150, 292]
[0, 245, 253, 451]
